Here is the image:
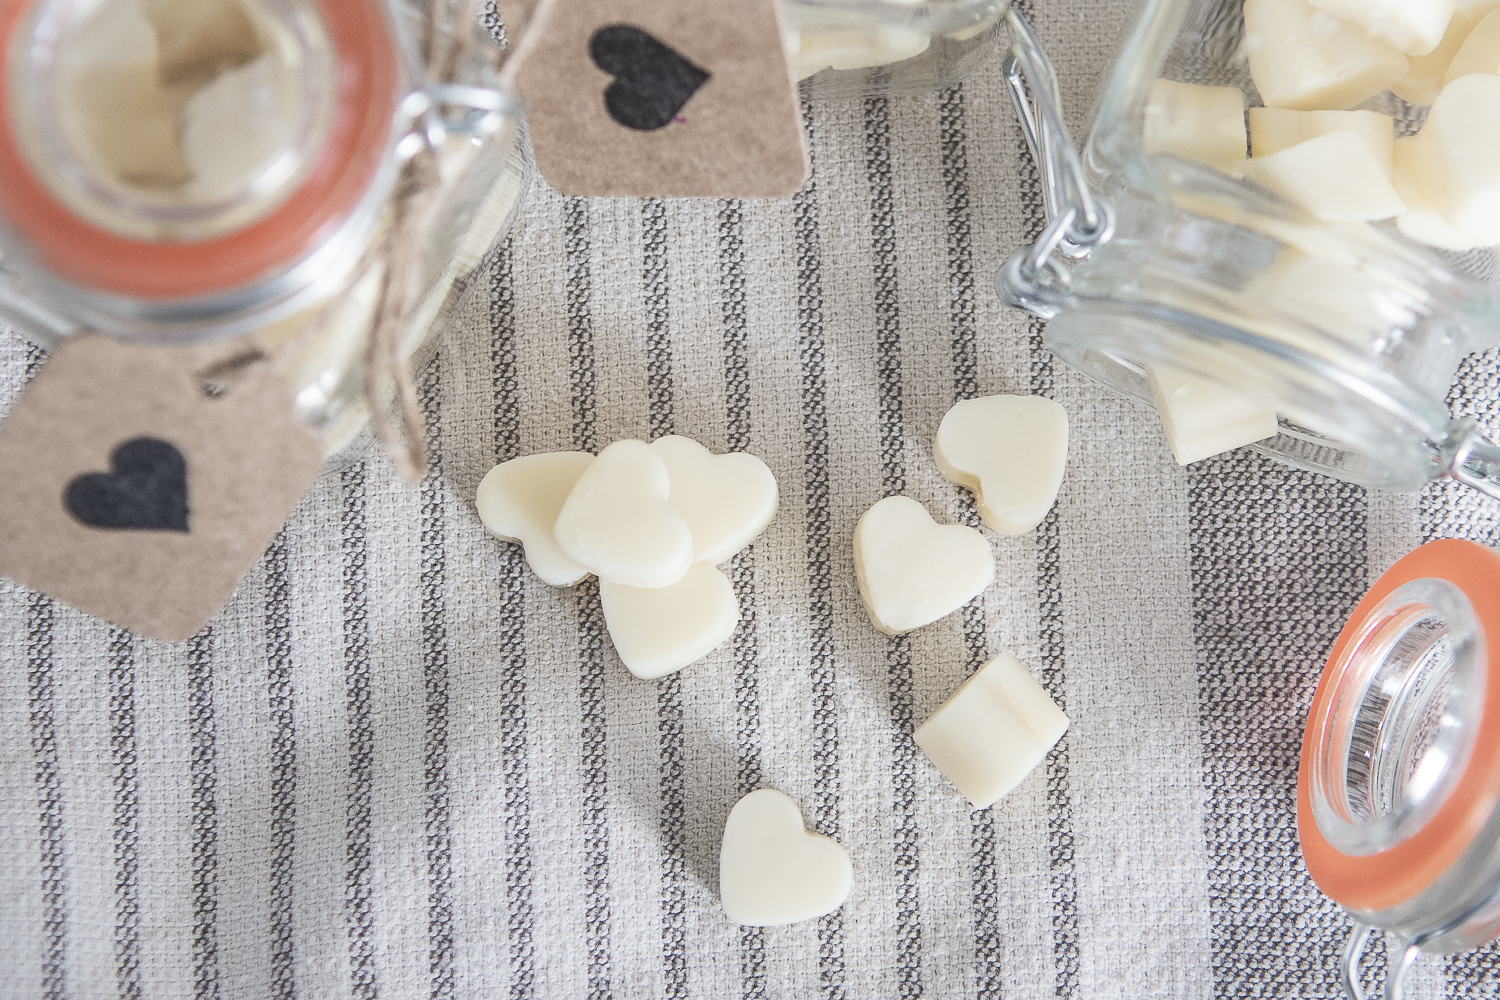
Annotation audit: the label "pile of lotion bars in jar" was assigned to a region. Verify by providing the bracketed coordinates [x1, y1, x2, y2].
[1140, 0, 1500, 467]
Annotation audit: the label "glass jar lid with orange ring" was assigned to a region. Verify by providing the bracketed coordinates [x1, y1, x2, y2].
[1300, 539, 1500, 999]
[0, 0, 531, 464]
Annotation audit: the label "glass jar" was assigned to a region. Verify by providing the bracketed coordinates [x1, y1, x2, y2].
[994, 1, 1500, 500]
[1299, 538, 1500, 999]
[783, 0, 1007, 97]
[0, 0, 530, 460]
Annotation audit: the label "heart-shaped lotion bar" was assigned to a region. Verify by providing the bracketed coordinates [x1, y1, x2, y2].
[554, 440, 694, 589]
[934, 395, 1067, 535]
[914, 653, 1069, 809]
[600, 564, 739, 680]
[719, 789, 853, 927]
[652, 436, 778, 566]
[476, 452, 594, 586]
[854, 496, 993, 635]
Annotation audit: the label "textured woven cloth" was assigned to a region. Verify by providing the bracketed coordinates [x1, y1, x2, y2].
[5, 0, 1500, 997]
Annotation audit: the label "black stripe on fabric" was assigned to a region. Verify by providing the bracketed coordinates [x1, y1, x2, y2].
[643, 198, 675, 443]
[642, 196, 689, 1000]
[420, 355, 456, 1000]
[28, 587, 66, 1000]
[342, 462, 378, 1000]
[793, 97, 847, 1000]
[264, 532, 297, 1000]
[720, 197, 767, 1000]
[1006, 23, 1082, 987]
[109, 627, 142, 1000]
[188, 627, 220, 1000]
[865, 92, 922, 1000]
[567, 198, 598, 457]
[939, 81, 1002, 999]
[491, 241, 536, 1000]
[1188, 457, 1364, 994]
[22, 336, 66, 996]
[566, 196, 613, 1000]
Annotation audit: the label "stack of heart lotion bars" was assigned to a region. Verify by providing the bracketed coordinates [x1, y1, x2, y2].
[476, 394, 1071, 926]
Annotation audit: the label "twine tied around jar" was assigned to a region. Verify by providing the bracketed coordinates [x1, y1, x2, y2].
[362, 0, 489, 482]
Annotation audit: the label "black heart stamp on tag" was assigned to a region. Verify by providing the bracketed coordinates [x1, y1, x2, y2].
[590, 25, 710, 131]
[66, 437, 190, 532]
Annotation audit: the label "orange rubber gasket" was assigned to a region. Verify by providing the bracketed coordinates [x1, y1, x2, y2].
[1298, 538, 1500, 914]
[0, 0, 398, 299]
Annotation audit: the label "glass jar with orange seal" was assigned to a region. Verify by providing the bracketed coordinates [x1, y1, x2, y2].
[1300, 539, 1500, 999]
[0, 0, 530, 467]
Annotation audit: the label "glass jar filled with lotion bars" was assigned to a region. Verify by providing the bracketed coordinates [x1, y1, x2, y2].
[0, 0, 530, 459]
[997, 0, 1500, 501]
[991, 0, 1500, 993]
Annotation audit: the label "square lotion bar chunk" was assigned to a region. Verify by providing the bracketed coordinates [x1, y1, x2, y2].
[914, 653, 1069, 809]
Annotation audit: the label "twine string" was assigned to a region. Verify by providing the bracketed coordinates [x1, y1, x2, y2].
[363, 0, 482, 481]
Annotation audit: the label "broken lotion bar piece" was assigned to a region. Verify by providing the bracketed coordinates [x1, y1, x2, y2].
[915, 653, 1069, 809]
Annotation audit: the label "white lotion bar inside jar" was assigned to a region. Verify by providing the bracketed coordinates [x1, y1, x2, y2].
[1248, 108, 1394, 165]
[1394, 73, 1500, 250]
[788, 27, 930, 80]
[1392, 0, 1498, 103]
[1445, 6, 1500, 80]
[1143, 79, 1248, 174]
[1307, 0, 1456, 56]
[1242, 130, 1406, 222]
[1148, 364, 1280, 466]
[1244, 0, 1409, 111]
[914, 653, 1069, 809]
[52, 0, 310, 233]
[55, 0, 191, 187]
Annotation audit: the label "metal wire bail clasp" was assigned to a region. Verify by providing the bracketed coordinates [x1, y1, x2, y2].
[997, 8, 1114, 319]
[1341, 924, 1431, 1000]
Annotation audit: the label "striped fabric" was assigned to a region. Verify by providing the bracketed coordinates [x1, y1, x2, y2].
[4, 0, 1500, 996]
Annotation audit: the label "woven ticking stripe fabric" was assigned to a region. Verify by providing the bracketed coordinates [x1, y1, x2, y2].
[5, 0, 1500, 997]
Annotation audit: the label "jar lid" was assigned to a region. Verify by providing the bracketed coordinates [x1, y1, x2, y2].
[0, 0, 398, 299]
[1299, 539, 1500, 914]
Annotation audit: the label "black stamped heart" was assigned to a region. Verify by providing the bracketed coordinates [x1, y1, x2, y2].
[590, 24, 710, 131]
[66, 437, 190, 532]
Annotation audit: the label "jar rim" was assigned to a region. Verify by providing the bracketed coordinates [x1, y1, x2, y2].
[1299, 539, 1500, 914]
[0, 0, 400, 299]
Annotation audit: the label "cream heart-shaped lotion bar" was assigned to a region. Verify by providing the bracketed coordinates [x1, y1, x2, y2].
[934, 395, 1068, 535]
[601, 564, 739, 680]
[652, 435, 778, 566]
[854, 496, 993, 635]
[475, 452, 594, 586]
[554, 440, 694, 589]
[719, 789, 853, 927]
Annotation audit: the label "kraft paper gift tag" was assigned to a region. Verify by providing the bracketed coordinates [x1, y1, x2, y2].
[0, 335, 324, 641]
[508, 0, 809, 197]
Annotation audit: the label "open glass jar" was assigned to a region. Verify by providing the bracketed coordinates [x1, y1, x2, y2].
[784, 0, 1007, 97]
[996, 1, 1500, 500]
[0, 0, 530, 462]
[1300, 539, 1500, 998]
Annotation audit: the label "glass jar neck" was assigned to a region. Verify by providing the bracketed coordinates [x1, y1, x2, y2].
[1307, 578, 1485, 859]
